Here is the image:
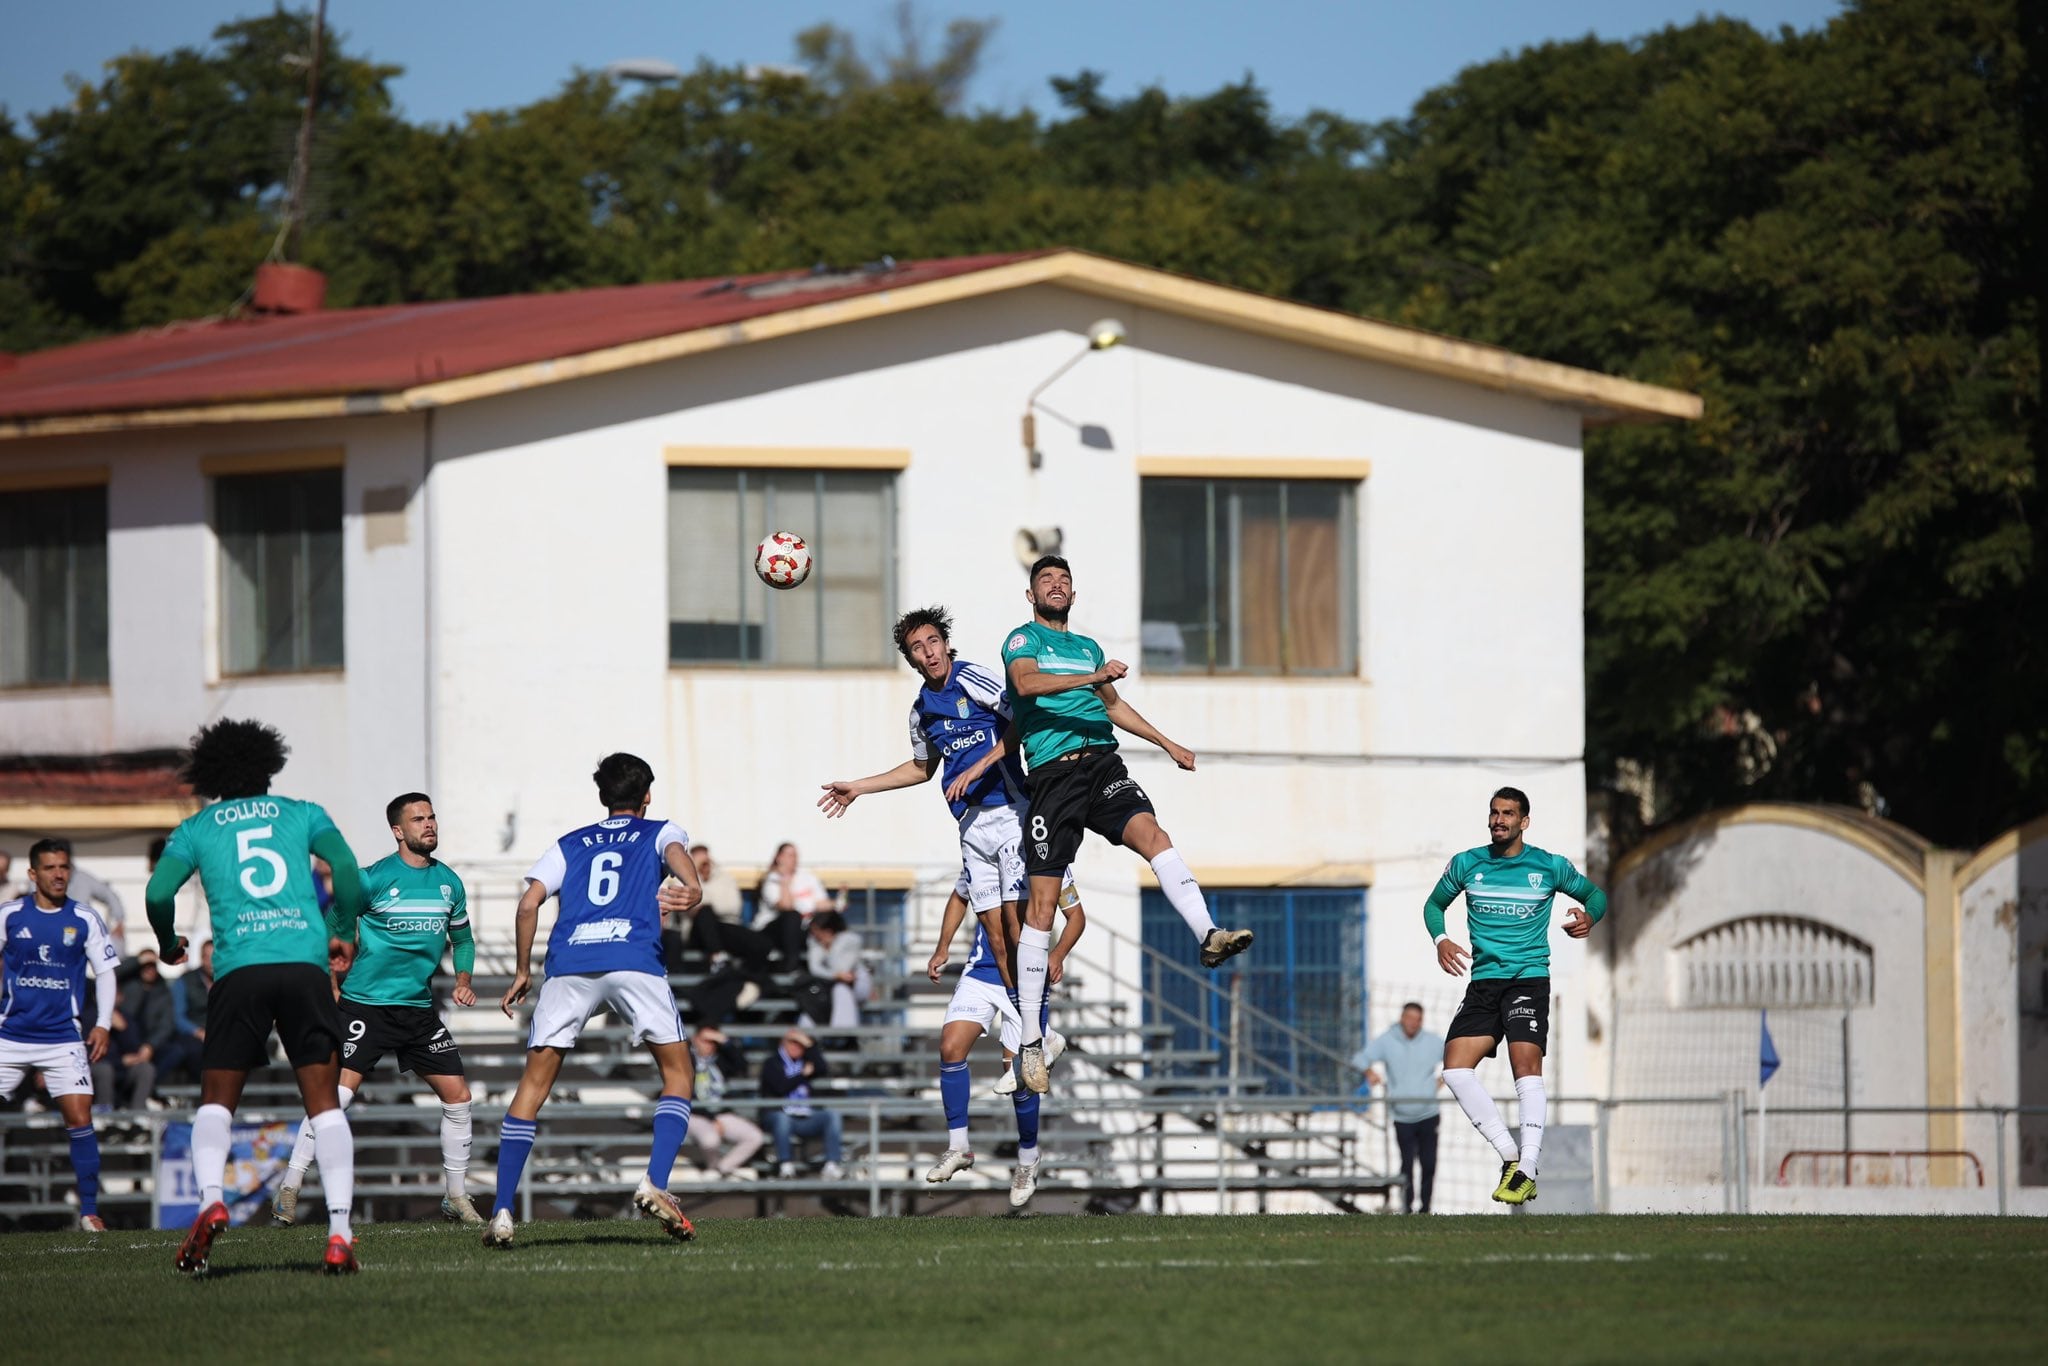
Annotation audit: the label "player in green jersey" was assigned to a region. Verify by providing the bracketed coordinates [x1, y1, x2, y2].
[1425, 786, 1606, 1206]
[275, 792, 483, 1225]
[1000, 555, 1251, 1093]
[143, 718, 366, 1275]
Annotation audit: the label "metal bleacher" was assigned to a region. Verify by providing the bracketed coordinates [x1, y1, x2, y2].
[0, 930, 1402, 1228]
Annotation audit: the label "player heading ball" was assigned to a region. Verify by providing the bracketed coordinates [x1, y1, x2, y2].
[1001, 555, 1252, 1093]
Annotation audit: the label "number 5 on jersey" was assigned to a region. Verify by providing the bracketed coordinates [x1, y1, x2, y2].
[237, 825, 289, 898]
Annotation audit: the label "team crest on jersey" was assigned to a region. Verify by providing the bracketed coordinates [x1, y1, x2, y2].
[1007, 633, 1027, 652]
[957, 697, 971, 718]
[440, 885, 455, 904]
[63, 926, 78, 945]
[1528, 873, 1544, 888]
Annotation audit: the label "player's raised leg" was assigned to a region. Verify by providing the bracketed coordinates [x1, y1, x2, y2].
[1117, 813, 1249, 968]
[1440, 1033, 1521, 1199]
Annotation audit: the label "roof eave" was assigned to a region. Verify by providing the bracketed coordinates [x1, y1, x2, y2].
[0, 251, 1702, 440]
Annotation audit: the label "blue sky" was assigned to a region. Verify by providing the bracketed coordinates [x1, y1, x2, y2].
[4, 1, 1846, 128]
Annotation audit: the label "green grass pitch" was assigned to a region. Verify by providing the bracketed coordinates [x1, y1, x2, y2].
[5, 1215, 2042, 1363]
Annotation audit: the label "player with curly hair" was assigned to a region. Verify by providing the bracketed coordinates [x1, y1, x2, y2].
[144, 718, 367, 1274]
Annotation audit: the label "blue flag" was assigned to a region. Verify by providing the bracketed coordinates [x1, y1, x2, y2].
[1759, 1010, 1781, 1088]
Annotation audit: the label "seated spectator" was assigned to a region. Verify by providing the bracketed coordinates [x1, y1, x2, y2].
[685, 1026, 765, 1177]
[95, 1002, 158, 1111]
[798, 911, 869, 1030]
[752, 843, 841, 965]
[694, 845, 744, 926]
[758, 1028, 845, 1180]
[113, 948, 190, 1086]
[166, 939, 214, 1083]
[664, 844, 755, 973]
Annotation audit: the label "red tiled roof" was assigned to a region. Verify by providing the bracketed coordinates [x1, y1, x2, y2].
[0, 252, 1051, 422]
[0, 754, 192, 806]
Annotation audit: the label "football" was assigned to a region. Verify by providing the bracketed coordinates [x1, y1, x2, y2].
[754, 530, 813, 589]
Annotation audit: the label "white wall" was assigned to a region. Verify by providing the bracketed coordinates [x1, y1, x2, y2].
[1957, 823, 2048, 1186]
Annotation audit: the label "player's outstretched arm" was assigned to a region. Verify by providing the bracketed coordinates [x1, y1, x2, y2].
[143, 852, 195, 963]
[819, 755, 936, 818]
[1007, 654, 1122, 698]
[1423, 871, 1470, 976]
[1559, 862, 1608, 939]
[944, 724, 1018, 803]
[928, 891, 969, 981]
[1099, 686, 1196, 770]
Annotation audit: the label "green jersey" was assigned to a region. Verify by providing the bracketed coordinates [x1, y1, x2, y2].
[342, 853, 473, 1008]
[162, 796, 341, 980]
[1423, 843, 1606, 980]
[1001, 621, 1116, 768]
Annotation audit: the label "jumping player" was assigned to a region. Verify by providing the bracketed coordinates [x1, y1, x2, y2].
[1002, 555, 1252, 1092]
[0, 841, 119, 1231]
[923, 866, 1084, 1209]
[143, 718, 366, 1274]
[1428, 786, 1605, 1205]
[818, 605, 1027, 982]
[485, 752, 703, 1248]
[277, 792, 482, 1225]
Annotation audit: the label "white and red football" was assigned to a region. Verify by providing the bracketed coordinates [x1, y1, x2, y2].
[754, 530, 813, 590]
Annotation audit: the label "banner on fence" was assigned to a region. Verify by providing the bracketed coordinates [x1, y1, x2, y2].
[157, 1120, 301, 1228]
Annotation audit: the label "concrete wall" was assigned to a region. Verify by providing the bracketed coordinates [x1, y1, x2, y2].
[1956, 816, 2048, 1185]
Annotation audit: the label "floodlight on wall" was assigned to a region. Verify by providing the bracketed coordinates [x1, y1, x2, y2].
[1021, 318, 1127, 471]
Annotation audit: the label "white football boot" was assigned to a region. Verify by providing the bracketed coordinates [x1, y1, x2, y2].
[925, 1148, 975, 1183]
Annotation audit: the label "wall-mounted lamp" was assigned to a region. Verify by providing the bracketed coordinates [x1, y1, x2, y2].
[1021, 317, 1126, 470]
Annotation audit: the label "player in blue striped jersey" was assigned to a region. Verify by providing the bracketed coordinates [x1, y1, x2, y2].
[484, 752, 704, 1249]
[0, 840, 119, 1231]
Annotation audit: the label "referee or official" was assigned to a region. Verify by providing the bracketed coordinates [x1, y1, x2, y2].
[1355, 1002, 1445, 1213]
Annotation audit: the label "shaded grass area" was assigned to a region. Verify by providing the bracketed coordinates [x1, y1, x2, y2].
[4, 1214, 2042, 1363]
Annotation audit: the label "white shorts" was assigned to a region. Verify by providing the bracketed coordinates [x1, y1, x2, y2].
[0, 1037, 94, 1099]
[943, 974, 1024, 1053]
[958, 803, 1027, 913]
[528, 971, 683, 1050]
[952, 857, 1082, 915]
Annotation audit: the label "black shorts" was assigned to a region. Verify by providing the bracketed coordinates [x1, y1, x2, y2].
[1023, 748, 1155, 878]
[339, 999, 465, 1078]
[1446, 976, 1551, 1057]
[201, 963, 347, 1072]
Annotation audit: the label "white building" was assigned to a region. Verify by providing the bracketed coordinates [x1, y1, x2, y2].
[0, 250, 1697, 1114]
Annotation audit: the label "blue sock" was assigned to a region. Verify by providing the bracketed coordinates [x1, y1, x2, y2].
[494, 1117, 537, 1217]
[66, 1126, 100, 1217]
[647, 1097, 693, 1189]
[939, 1060, 971, 1147]
[1013, 1092, 1041, 1157]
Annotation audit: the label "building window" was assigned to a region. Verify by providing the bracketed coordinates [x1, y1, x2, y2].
[667, 468, 896, 668]
[217, 469, 344, 675]
[0, 484, 109, 687]
[1140, 478, 1357, 675]
[1142, 887, 1366, 1094]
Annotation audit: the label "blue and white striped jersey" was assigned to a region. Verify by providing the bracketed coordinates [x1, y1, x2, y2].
[909, 659, 1026, 821]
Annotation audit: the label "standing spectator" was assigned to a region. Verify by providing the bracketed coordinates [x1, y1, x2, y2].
[684, 1026, 765, 1177]
[753, 843, 839, 965]
[166, 939, 214, 1083]
[43, 839, 129, 956]
[800, 912, 869, 1030]
[759, 1028, 844, 1179]
[1353, 1002, 1446, 1214]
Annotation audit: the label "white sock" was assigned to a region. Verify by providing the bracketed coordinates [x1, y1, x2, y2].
[1148, 849, 1217, 941]
[442, 1101, 472, 1198]
[1017, 1145, 1039, 1166]
[286, 1083, 353, 1182]
[308, 1108, 355, 1239]
[948, 1126, 969, 1149]
[1515, 1074, 1547, 1178]
[1017, 927, 1051, 1046]
[193, 1103, 232, 1209]
[1442, 1068, 1519, 1162]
